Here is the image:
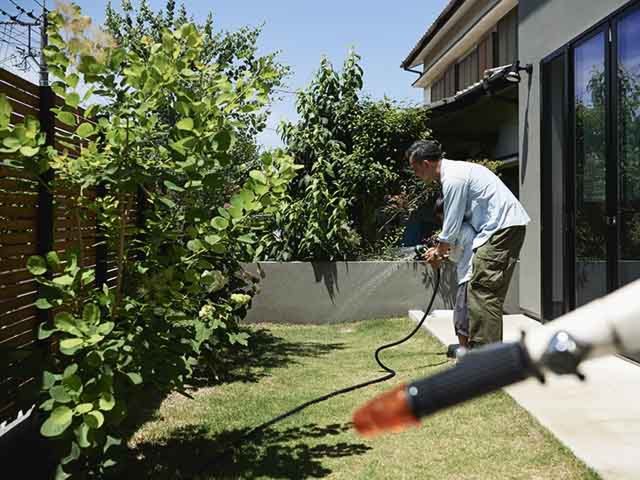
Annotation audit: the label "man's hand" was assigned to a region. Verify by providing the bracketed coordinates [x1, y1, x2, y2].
[423, 242, 450, 268]
[424, 247, 444, 268]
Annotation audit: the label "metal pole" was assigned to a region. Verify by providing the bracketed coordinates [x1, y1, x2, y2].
[38, 0, 47, 87]
[37, 0, 54, 326]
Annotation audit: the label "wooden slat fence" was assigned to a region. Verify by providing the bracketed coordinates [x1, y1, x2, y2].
[0, 68, 138, 426]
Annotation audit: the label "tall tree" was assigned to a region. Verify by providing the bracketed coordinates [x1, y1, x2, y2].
[104, 0, 290, 170]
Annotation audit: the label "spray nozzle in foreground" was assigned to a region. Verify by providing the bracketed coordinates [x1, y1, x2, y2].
[353, 276, 640, 439]
[352, 342, 535, 438]
[352, 383, 420, 438]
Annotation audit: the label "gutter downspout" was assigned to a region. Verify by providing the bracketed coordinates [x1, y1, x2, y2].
[403, 66, 423, 75]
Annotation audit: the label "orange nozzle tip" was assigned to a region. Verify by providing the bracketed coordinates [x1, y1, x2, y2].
[352, 383, 420, 438]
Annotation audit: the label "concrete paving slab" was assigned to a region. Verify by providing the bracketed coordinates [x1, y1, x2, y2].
[409, 309, 640, 480]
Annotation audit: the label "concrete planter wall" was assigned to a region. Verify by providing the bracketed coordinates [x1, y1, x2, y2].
[242, 261, 520, 324]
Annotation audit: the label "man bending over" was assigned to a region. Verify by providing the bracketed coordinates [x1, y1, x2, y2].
[408, 140, 529, 348]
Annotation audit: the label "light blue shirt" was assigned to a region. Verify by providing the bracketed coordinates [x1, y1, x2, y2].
[438, 159, 530, 251]
[448, 222, 476, 285]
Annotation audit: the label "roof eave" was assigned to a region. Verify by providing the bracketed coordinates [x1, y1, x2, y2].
[401, 0, 467, 70]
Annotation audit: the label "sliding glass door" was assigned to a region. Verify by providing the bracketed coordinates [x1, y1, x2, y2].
[616, 7, 640, 362]
[541, 29, 611, 319]
[542, 2, 640, 361]
[617, 7, 640, 291]
[573, 30, 608, 308]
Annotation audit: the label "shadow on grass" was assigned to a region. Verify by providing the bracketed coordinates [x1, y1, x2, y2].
[124, 422, 370, 479]
[117, 328, 349, 473]
[189, 327, 347, 387]
[125, 328, 345, 422]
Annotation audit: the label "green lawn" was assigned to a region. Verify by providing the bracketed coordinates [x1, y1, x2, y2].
[124, 318, 599, 479]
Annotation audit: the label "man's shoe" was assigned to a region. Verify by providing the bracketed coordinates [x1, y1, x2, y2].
[446, 343, 461, 358]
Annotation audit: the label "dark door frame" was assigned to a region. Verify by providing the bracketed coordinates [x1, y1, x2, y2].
[540, 50, 573, 319]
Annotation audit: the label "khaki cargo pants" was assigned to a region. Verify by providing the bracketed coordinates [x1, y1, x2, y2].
[468, 226, 526, 346]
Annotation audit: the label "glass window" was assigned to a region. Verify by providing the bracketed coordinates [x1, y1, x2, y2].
[574, 31, 607, 307]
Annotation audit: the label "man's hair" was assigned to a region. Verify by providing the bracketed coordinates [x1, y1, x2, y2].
[406, 140, 443, 163]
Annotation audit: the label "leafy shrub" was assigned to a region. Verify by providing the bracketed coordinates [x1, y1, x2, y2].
[1, 4, 297, 477]
[264, 51, 433, 260]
